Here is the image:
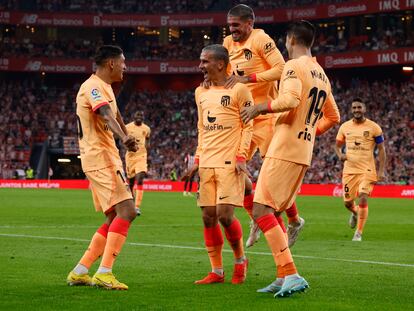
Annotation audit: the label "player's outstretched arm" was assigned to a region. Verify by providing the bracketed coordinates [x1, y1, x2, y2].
[97, 105, 137, 152]
[377, 143, 387, 182]
[116, 108, 128, 136]
[334, 141, 346, 161]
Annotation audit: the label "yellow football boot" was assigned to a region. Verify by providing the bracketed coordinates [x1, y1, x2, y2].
[92, 272, 128, 290]
[67, 271, 92, 286]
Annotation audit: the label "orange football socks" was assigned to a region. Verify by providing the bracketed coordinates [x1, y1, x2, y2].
[256, 214, 297, 276]
[135, 185, 143, 208]
[357, 203, 369, 233]
[79, 223, 109, 269]
[99, 217, 130, 271]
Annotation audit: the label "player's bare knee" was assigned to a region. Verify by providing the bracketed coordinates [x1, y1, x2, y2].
[115, 199, 136, 222]
[201, 214, 217, 227]
[218, 214, 233, 227]
[359, 194, 368, 206]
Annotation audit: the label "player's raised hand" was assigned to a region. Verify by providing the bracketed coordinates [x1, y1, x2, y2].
[224, 75, 249, 89]
[236, 161, 251, 178]
[123, 135, 138, 152]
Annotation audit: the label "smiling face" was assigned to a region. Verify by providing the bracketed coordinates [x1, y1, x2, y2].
[199, 50, 223, 82]
[227, 15, 253, 42]
[134, 111, 143, 124]
[351, 101, 366, 121]
[109, 53, 126, 82]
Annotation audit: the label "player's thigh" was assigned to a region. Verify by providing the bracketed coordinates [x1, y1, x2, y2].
[342, 174, 359, 202]
[358, 175, 376, 197]
[254, 158, 306, 212]
[198, 168, 216, 207]
[215, 168, 245, 207]
[86, 166, 132, 214]
[251, 118, 275, 158]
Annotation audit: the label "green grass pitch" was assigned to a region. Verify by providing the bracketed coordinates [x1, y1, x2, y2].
[0, 189, 413, 311]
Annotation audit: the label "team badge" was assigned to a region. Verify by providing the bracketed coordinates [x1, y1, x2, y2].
[221, 95, 231, 107]
[244, 101, 252, 107]
[244, 49, 252, 60]
[363, 131, 369, 137]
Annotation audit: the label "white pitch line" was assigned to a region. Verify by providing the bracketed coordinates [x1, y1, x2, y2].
[0, 224, 200, 229]
[1, 233, 413, 268]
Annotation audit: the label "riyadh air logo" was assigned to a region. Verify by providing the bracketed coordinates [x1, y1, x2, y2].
[297, 128, 312, 142]
[207, 111, 216, 123]
[24, 61, 42, 71]
[221, 96, 230, 107]
[244, 49, 252, 60]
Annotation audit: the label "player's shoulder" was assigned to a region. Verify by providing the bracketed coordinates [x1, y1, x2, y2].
[251, 28, 271, 41]
[366, 118, 383, 131]
[232, 82, 250, 93]
[125, 121, 134, 128]
[223, 35, 232, 47]
[195, 85, 208, 96]
[143, 123, 151, 131]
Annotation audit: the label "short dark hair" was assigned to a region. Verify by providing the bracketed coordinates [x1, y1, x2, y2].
[352, 97, 364, 103]
[227, 4, 255, 21]
[202, 44, 229, 67]
[94, 45, 123, 66]
[286, 20, 315, 48]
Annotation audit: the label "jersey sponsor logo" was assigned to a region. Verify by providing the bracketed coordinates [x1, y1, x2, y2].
[221, 95, 230, 107]
[297, 128, 312, 142]
[264, 42, 275, 54]
[91, 88, 102, 101]
[207, 111, 216, 123]
[244, 49, 252, 60]
[363, 130, 370, 137]
[284, 70, 298, 81]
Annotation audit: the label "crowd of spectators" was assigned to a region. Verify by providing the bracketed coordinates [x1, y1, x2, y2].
[2, 23, 412, 62]
[0, 80, 78, 179]
[2, 0, 348, 14]
[0, 79, 413, 185]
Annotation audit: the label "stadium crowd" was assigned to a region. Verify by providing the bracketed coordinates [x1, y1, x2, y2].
[1, 0, 348, 14]
[0, 78, 413, 185]
[2, 24, 413, 61]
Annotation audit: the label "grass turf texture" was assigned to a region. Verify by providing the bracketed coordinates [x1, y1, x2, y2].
[0, 189, 413, 311]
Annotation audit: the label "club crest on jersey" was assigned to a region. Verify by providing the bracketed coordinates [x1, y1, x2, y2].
[91, 88, 102, 101]
[244, 101, 252, 107]
[264, 42, 275, 54]
[363, 131, 369, 137]
[221, 96, 230, 107]
[244, 49, 252, 60]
